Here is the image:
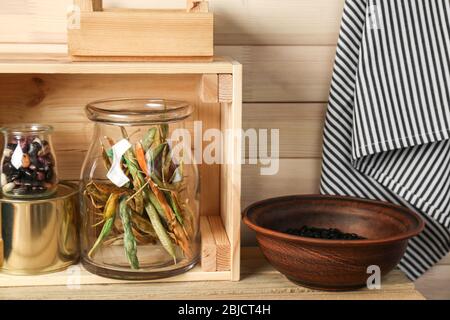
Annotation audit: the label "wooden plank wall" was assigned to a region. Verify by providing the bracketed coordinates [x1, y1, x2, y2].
[0, 0, 448, 297]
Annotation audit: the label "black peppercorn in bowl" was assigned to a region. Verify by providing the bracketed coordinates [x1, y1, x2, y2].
[243, 195, 424, 291]
[1, 124, 59, 199]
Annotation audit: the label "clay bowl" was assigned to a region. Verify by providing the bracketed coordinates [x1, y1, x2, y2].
[243, 195, 424, 291]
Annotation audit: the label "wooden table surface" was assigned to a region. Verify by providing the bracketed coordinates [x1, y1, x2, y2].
[0, 248, 424, 300]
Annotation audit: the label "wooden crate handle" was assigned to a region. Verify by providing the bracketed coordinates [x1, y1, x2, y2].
[186, 1, 209, 12]
[74, 0, 208, 13]
[74, 0, 103, 12]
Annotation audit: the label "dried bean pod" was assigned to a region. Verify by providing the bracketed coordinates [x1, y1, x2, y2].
[120, 197, 140, 269]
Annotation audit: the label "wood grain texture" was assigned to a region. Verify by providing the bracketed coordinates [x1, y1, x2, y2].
[0, 55, 233, 74]
[0, 264, 231, 285]
[208, 216, 231, 272]
[200, 74, 218, 103]
[218, 74, 233, 103]
[0, 74, 201, 121]
[242, 159, 322, 209]
[74, 0, 98, 12]
[216, 46, 336, 102]
[243, 103, 326, 158]
[0, 1, 69, 44]
[92, 0, 103, 11]
[187, 0, 209, 13]
[200, 216, 217, 272]
[212, 0, 345, 45]
[0, 248, 424, 300]
[68, 11, 214, 58]
[220, 62, 242, 281]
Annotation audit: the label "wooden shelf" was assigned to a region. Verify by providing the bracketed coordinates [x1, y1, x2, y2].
[0, 248, 425, 300]
[0, 264, 232, 287]
[0, 53, 234, 74]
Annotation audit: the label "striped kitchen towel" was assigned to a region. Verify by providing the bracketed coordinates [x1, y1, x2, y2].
[320, 0, 450, 279]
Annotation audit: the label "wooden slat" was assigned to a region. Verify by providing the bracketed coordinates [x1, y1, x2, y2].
[0, 0, 345, 46]
[242, 159, 321, 209]
[0, 55, 233, 74]
[243, 103, 326, 158]
[212, 0, 344, 45]
[218, 74, 233, 103]
[231, 62, 243, 281]
[200, 74, 218, 103]
[208, 216, 231, 272]
[200, 216, 216, 272]
[0, 43, 67, 56]
[0, 74, 200, 120]
[220, 62, 242, 281]
[0, 264, 231, 286]
[216, 46, 336, 102]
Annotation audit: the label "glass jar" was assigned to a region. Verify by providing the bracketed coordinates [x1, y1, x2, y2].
[1, 124, 58, 199]
[80, 98, 200, 280]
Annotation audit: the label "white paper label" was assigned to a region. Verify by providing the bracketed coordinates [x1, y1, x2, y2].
[106, 139, 132, 187]
[11, 144, 23, 169]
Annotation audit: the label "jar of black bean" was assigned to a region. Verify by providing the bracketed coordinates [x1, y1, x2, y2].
[1, 124, 58, 199]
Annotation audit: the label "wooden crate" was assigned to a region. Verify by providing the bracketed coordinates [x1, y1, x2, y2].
[68, 0, 214, 61]
[0, 53, 242, 281]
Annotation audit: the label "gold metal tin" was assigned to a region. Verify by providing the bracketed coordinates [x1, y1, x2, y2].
[0, 182, 79, 275]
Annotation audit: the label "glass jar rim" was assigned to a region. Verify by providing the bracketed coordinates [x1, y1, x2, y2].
[86, 98, 193, 125]
[0, 124, 54, 135]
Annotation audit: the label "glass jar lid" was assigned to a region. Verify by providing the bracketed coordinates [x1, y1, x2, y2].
[0, 124, 54, 135]
[85, 98, 193, 125]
